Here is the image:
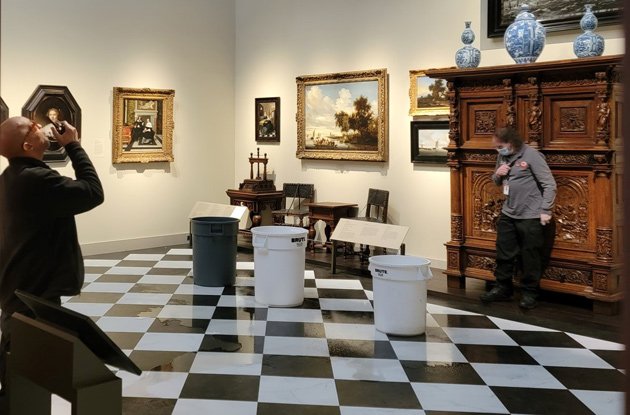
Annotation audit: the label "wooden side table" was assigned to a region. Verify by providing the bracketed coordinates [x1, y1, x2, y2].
[305, 202, 357, 250]
[226, 189, 283, 229]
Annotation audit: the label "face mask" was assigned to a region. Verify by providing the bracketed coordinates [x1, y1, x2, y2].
[497, 147, 511, 156]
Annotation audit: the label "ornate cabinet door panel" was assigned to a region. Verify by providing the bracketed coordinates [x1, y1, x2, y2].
[464, 166, 504, 242]
[544, 94, 597, 148]
[460, 99, 503, 148]
[551, 170, 596, 253]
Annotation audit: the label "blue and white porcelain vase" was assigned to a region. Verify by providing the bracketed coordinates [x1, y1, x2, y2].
[455, 21, 481, 68]
[504, 4, 546, 64]
[573, 4, 605, 58]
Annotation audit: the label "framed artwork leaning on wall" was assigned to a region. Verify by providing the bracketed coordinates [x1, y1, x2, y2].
[112, 87, 174, 164]
[296, 68, 388, 162]
[409, 70, 449, 118]
[22, 85, 82, 163]
[255, 97, 280, 142]
[410, 120, 449, 164]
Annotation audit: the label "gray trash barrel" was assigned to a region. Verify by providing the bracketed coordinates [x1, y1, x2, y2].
[191, 216, 239, 286]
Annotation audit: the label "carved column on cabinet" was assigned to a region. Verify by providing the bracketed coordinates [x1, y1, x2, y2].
[446, 150, 465, 288]
[503, 79, 516, 128]
[595, 71, 611, 146]
[526, 77, 542, 148]
[447, 82, 459, 147]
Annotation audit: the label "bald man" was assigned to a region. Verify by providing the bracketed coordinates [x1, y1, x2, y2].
[0, 117, 103, 396]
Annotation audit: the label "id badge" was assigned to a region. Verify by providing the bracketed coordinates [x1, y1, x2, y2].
[503, 183, 509, 195]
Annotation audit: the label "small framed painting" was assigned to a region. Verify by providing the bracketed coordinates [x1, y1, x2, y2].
[409, 70, 449, 117]
[255, 97, 280, 142]
[410, 120, 449, 164]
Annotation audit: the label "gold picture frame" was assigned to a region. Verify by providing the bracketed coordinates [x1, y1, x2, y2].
[112, 87, 174, 164]
[296, 68, 388, 162]
[409, 70, 449, 117]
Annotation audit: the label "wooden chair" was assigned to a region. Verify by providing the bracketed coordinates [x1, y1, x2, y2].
[272, 183, 315, 227]
[346, 188, 389, 261]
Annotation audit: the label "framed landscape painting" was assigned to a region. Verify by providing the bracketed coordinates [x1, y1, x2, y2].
[409, 70, 449, 118]
[112, 87, 174, 164]
[255, 97, 280, 142]
[410, 120, 449, 164]
[296, 68, 388, 162]
[487, 0, 623, 37]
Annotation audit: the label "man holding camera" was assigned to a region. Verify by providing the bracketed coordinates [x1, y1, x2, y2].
[0, 116, 104, 400]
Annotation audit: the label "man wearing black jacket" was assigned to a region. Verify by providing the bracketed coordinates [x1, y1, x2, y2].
[0, 116, 104, 396]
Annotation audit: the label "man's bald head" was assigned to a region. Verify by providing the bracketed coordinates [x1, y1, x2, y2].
[0, 116, 49, 160]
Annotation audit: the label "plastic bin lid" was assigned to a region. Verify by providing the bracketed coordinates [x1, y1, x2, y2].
[368, 255, 433, 281]
[251, 226, 308, 237]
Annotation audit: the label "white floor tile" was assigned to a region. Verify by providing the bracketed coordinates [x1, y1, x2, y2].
[236, 276, 255, 286]
[62, 302, 113, 317]
[411, 383, 508, 413]
[167, 248, 193, 255]
[267, 308, 323, 323]
[304, 287, 319, 298]
[426, 304, 479, 315]
[571, 390, 624, 415]
[105, 266, 152, 275]
[341, 407, 425, 415]
[471, 363, 564, 389]
[331, 357, 408, 382]
[237, 261, 255, 270]
[442, 328, 518, 346]
[488, 316, 557, 332]
[51, 395, 71, 415]
[390, 341, 468, 363]
[523, 346, 614, 369]
[124, 254, 165, 261]
[425, 314, 439, 328]
[174, 284, 224, 295]
[190, 352, 262, 375]
[118, 293, 173, 305]
[138, 275, 187, 285]
[173, 399, 257, 415]
[84, 273, 101, 283]
[158, 305, 215, 319]
[135, 333, 203, 352]
[218, 295, 261, 308]
[319, 298, 373, 312]
[315, 279, 363, 289]
[119, 371, 188, 399]
[263, 336, 330, 356]
[156, 260, 193, 269]
[324, 323, 388, 340]
[304, 270, 316, 279]
[206, 319, 267, 336]
[84, 259, 121, 267]
[82, 282, 135, 293]
[567, 333, 625, 350]
[96, 316, 155, 333]
[258, 376, 339, 406]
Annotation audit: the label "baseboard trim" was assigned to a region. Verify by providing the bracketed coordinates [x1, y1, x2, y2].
[80, 233, 188, 256]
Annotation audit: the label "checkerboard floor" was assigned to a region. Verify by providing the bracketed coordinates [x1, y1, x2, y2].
[46, 248, 624, 414]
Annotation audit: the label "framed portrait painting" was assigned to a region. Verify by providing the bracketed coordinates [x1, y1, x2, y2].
[112, 87, 174, 164]
[487, 0, 623, 38]
[410, 120, 449, 164]
[296, 68, 388, 162]
[409, 70, 449, 118]
[22, 85, 82, 163]
[0, 97, 8, 124]
[255, 97, 280, 142]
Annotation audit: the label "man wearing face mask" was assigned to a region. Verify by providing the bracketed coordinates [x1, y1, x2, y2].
[480, 127, 556, 309]
[0, 116, 103, 400]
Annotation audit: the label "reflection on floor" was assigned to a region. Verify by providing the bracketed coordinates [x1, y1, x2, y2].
[47, 246, 624, 414]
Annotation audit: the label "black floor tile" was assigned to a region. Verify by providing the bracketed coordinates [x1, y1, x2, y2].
[317, 288, 368, 300]
[67, 292, 124, 303]
[328, 339, 397, 359]
[95, 274, 143, 283]
[491, 386, 594, 415]
[122, 397, 176, 415]
[108, 332, 144, 350]
[432, 315, 498, 329]
[335, 380, 421, 409]
[321, 310, 374, 325]
[257, 403, 340, 415]
[130, 284, 179, 294]
[546, 366, 625, 391]
[304, 279, 317, 288]
[105, 304, 162, 317]
[117, 260, 159, 267]
[388, 327, 452, 343]
[265, 321, 326, 338]
[162, 254, 193, 261]
[222, 286, 256, 296]
[262, 355, 333, 378]
[180, 373, 260, 401]
[168, 294, 220, 306]
[211, 306, 267, 320]
[456, 344, 538, 365]
[148, 267, 190, 275]
[199, 334, 264, 353]
[593, 349, 625, 370]
[148, 318, 210, 334]
[84, 266, 113, 274]
[504, 330, 585, 348]
[401, 361, 485, 384]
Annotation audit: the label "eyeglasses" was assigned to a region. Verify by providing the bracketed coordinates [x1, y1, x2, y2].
[23, 121, 41, 141]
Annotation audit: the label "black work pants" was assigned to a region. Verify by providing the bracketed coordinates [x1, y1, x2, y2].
[494, 214, 545, 296]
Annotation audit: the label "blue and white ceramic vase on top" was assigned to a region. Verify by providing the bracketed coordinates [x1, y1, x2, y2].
[455, 21, 481, 68]
[574, 4, 605, 58]
[504, 4, 546, 64]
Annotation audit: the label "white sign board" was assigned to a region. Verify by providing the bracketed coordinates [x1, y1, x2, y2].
[331, 218, 409, 250]
[188, 202, 250, 230]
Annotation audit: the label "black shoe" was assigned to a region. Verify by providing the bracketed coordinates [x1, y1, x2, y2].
[519, 295, 538, 309]
[480, 286, 513, 303]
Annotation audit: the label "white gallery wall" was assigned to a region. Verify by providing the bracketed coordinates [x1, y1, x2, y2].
[234, 0, 624, 267]
[1, 0, 236, 253]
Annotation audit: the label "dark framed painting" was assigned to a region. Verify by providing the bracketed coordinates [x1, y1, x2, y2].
[112, 87, 174, 164]
[22, 85, 82, 162]
[255, 97, 280, 142]
[411, 120, 449, 164]
[487, 0, 623, 38]
[296, 68, 388, 162]
[0, 97, 8, 124]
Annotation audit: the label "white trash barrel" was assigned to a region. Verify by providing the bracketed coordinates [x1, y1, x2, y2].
[251, 226, 308, 307]
[368, 255, 433, 336]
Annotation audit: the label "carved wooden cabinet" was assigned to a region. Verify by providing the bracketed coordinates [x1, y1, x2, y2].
[426, 55, 623, 314]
